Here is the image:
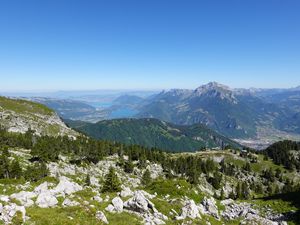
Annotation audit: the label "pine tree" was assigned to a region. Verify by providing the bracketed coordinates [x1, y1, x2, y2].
[220, 188, 225, 200]
[142, 169, 151, 186]
[241, 182, 250, 199]
[229, 189, 236, 200]
[124, 161, 134, 173]
[0, 150, 10, 179]
[236, 182, 242, 199]
[102, 166, 121, 192]
[9, 160, 22, 179]
[85, 174, 91, 186]
[208, 171, 222, 189]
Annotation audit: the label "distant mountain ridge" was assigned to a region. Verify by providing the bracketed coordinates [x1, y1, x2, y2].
[136, 82, 300, 142]
[30, 97, 108, 122]
[66, 117, 242, 152]
[7, 82, 300, 149]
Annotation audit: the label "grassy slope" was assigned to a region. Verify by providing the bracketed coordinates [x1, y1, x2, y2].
[0, 96, 77, 137]
[0, 96, 53, 115]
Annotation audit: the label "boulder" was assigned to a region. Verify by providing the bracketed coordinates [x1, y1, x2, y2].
[124, 191, 155, 213]
[201, 197, 219, 219]
[140, 190, 156, 199]
[90, 176, 100, 187]
[0, 195, 10, 203]
[112, 197, 123, 212]
[62, 198, 79, 207]
[0, 203, 26, 224]
[105, 204, 115, 213]
[92, 195, 103, 203]
[242, 213, 279, 225]
[143, 211, 167, 225]
[120, 186, 133, 198]
[96, 211, 109, 224]
[34, 182, 48, 194]
[146, 164, 163, 179]
[10, 191, 36, 207]
[176, 199, 201, 220]
[36, 191, 58, 208]
[144, 213, 165, 225]
[124, 191, 168, 224]
[52, 176, 83, 196]
[220, 200, 283, 225]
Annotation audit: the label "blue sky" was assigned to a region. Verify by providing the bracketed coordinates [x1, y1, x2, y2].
[0, 0, 299, 91]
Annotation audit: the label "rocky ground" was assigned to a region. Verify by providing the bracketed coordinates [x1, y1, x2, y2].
[0, 148, 296, 225]
[0, 97, 77, 137]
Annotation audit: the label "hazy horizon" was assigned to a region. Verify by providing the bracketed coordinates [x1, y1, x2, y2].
[1, 81, 300, 95]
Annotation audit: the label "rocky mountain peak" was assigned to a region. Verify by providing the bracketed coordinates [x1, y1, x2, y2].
[193, 82, 237, 103]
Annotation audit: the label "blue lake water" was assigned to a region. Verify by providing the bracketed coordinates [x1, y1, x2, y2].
[88, 102, 113, 108]
[87, 102, 138, 118]
[110, 108, 138, 118]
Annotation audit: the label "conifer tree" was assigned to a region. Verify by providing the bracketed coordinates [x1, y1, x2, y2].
[0, 149, 10, 179]
[85, 174, 91, 186]
[102, 166, 121, 192]
[142, 169, 151, 186]
[220, 188, 225, 200]
[241, 181, 250, 199]
[10, 160, 22, 179]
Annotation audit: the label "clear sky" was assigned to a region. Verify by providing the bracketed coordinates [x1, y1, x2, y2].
[0, 0, 299, 91]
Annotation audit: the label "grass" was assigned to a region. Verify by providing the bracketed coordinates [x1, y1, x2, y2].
[24, 188, 142, 225]
[146, 178, 204, 202]
[0, 178, 25, 195]
[151, 198, 182, 219]
[0, 96, 53, 116]
[25, 206, 101, 225]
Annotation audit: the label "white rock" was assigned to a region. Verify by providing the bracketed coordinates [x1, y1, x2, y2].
[0, 195, 10, 203]
[105, 204, 115, 213]
[112, 197, 123, 212]
[104, 195, 110, 202]
[36, 191, 58, 208]
[176, 199, 201, 220]
[96, 211, 109, 224]
[120, 186, 133, 198]
[92, 195, 103, 203]
[34, 182, 48, 194]
[243, 213, 279, 225]
[220, 199, 234, 206]
[10, 191, 36, 207]
[52, 176, 83, 195]
[140, 190, 156, 199]
[124, 191, 155, 213]
[62, 198, 79, 207]
[0, 203, 26, 224]
[90, 176, 100, 187]
[201, 197, 219, 219]
[146, 164, 163, 179]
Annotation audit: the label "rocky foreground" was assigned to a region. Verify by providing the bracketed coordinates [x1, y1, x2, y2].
[0, 150, 293, 225]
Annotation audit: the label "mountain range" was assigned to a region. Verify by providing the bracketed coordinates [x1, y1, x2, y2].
[135, 82, 300, 148]
[7, 82, 300, 149]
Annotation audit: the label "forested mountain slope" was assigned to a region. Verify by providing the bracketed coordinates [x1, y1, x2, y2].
[66, 118, 242, 152]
